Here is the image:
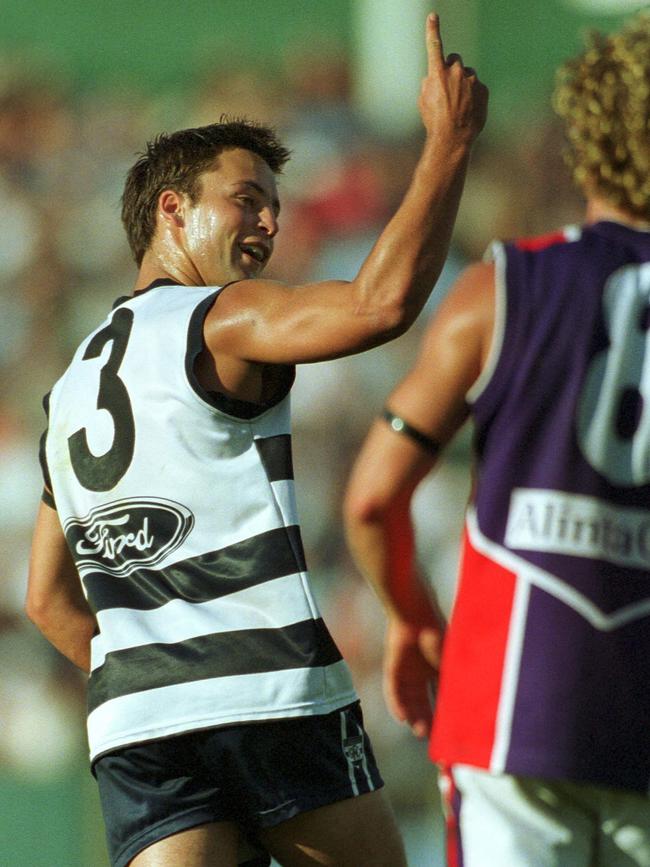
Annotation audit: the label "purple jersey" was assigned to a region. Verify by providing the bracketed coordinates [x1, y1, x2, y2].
[430, 222, 650, 793]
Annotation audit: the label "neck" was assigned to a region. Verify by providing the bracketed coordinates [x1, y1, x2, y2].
[134, 262, 190, 293]
[585, 197, 650, 230]
[134, 244, 202, 292]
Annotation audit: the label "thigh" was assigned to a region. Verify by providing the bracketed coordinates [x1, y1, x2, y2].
[220, 703, 384, 829]
[442, 765, 595, 867]
[218, 702, 402, 866]
[94, 734, 270, 867]
[128, 821, 239, 867]
[260, 789, 407, 867]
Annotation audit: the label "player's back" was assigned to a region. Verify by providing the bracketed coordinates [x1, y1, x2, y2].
[475, 220, 650, 533]
[431, 221, 650, 793]
[42, 281, 356, 764]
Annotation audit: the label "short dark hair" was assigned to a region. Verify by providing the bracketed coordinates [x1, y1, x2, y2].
[121, 117, 291, 265]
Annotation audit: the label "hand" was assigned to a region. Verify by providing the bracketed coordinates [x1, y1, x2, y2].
[383, 619, 444, 739]
[419, 13, 488, 146]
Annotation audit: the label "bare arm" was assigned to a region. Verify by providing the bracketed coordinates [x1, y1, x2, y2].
[26, 500, 96, 672]
[205, 14, 489, 367]
[343, 261, 495, 734]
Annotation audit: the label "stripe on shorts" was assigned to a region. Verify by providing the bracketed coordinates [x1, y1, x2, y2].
[439, 766, 464, 867]
[339, 708, 375, 796]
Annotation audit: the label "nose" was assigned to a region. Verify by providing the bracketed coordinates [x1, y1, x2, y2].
[258, 206, 279, 238]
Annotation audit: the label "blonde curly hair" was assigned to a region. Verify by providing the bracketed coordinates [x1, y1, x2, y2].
[553, 12, 650, 221]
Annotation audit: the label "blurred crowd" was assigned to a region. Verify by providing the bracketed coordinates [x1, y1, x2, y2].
[0, 37, 584, 852]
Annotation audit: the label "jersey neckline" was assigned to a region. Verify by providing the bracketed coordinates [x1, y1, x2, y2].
[112, 278, 186, 309]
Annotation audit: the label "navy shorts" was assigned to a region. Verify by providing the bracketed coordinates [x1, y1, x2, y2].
[94, 702, 383, 867]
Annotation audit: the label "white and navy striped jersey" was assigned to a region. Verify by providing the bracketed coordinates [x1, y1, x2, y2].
[42, 281, 356, 763]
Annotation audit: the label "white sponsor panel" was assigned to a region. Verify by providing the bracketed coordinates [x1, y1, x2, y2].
[506, 488, 650, 571]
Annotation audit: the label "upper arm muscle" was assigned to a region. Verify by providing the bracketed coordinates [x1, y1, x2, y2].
[204, 278, 402, 366]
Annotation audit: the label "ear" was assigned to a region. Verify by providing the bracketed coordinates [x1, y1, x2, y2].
[158, 189, 186, 229]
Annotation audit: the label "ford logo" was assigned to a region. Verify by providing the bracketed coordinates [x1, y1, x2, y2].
[64, 497, 195, 576]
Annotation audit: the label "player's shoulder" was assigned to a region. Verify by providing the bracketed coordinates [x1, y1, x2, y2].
[441, 260, 495, 310]
[203, 278, 289, 330]
[421, 260, 495, 349]
[210, 277, 285, 305]
[444, 260, 495, 306]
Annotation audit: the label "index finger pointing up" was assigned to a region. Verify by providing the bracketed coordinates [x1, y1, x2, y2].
[425, 13, 445, 74]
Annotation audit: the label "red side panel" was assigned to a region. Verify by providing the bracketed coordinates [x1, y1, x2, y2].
[429, 529, 518, 768]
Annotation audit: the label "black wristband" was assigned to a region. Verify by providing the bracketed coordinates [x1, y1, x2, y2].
[381, 408, 440, 457]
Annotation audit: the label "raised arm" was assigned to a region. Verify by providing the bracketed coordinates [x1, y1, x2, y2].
[205, 14, 489, 366]
[26, 500, 96, 672]
[343, 261, 495, 735]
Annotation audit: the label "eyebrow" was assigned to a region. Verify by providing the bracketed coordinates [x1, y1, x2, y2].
[239, 180, 281, 215]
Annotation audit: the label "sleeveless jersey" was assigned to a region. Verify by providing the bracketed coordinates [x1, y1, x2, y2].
[430, 221, 650, 793]
[42, 282, 356, 763]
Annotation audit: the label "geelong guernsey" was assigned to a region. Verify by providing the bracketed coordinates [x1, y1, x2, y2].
[42, 282, 356, 762]
[430, 222, 650, 793]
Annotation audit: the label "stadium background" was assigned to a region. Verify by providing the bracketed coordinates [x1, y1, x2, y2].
[0, 0, 643, 864]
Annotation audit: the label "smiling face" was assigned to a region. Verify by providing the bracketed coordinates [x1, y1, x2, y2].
[177, 147, 280, 285]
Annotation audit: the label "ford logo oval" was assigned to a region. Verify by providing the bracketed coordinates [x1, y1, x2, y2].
[64, 498, 195, 576]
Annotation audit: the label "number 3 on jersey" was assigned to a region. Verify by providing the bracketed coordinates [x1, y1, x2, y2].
[577, 263, 650, 486]
[68, 307, 135, 491]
